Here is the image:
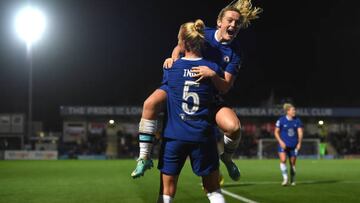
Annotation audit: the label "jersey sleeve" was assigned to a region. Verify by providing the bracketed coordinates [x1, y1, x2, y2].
[225, 48, 241, 76]
[275, 119, 281, 128]
[297, 118, 304, 128]
[210, 62, 224, 76]
[161, 68, 169, 85]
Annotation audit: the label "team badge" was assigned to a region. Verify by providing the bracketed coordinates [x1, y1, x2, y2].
[223, 56, 230, 63]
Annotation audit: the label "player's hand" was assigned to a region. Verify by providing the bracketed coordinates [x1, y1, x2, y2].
[279, 141, 286, 149]
[296, 143, 301, 151]
[191, 66, 216, 82]
[163, 58, 174, 69]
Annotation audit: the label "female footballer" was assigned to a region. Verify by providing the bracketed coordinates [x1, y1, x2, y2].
[274, 103, 304, 186]
[132, 0, 262, 182]
[157, 19, 226, 203]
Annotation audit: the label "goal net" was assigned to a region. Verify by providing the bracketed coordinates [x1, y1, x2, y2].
[257, 138, 320, 159]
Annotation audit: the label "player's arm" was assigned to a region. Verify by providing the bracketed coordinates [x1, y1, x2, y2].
[163, 45, 183, 69]
[191, 67, 235, 94]
[208, 48, 241, 93]
[296, 127, 304, 151]
[210, 71, 235, 94]
[274, 126, 286, 149]
[218, 47, 241, 92]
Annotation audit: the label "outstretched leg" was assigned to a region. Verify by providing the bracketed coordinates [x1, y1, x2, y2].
[131, 89, 166, 178]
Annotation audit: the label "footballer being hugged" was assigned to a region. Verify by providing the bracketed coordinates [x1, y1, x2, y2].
[274, 103, 304, 186]
[157, 19, 227, 203]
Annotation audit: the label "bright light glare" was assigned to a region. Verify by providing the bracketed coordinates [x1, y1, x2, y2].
[318, 120, 324, 125]
[15, 6, 46, 46]
[109, 120, 115, 125]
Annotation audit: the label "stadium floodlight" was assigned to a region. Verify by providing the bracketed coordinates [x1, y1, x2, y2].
[15, 6, 46, 48]
[318, 120, 324, 125]
[14, 5, 46, 147]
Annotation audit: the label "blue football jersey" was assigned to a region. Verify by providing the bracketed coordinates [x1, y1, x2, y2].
[163, 57, 222, 142]
[203, 27, 242, 77]
[275, 116, 303, 148]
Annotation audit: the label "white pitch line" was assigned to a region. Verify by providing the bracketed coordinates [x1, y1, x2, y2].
[222, 180, 360, 186]
[221, 189, 259, 203]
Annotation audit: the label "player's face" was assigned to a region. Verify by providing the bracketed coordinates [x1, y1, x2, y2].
[217, 10, 241, 42]
[287, 107, 296, 118]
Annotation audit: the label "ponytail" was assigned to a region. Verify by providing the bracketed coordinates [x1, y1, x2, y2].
[178, 19, 206, 54]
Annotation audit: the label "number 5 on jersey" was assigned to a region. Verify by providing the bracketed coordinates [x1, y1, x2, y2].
[182, 81, 200, 115]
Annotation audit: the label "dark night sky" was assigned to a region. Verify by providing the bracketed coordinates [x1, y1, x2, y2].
[0, 0, 360, 131]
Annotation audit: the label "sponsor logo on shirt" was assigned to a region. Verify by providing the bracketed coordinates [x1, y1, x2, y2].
[288, 128, 295, 137]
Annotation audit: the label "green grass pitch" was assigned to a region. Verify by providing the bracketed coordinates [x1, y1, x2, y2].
[0, 159, 359, 203]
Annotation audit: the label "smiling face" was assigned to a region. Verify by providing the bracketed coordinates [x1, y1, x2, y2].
[217, 10, 241, 42]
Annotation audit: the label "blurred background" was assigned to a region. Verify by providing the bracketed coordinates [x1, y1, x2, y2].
[1, 0, 360, 160]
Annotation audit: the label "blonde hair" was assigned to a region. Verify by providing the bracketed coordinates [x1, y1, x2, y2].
[218, 0, 263, 29]
[178, 19, 205, 55]
[283, 103, 295, 113]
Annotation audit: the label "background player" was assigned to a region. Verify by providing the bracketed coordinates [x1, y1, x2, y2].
[274, 103, 304, 186]
[157, 19, 225, 203]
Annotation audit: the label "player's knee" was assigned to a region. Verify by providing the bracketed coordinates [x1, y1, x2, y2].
[225, 121, 241, 136]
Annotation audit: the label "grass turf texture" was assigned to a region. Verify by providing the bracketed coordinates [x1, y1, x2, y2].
[0, 159, 359, 203]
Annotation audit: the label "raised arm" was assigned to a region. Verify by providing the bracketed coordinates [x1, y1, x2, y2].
[163, 45, 183, 69]
[171, 45, 182, 60]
